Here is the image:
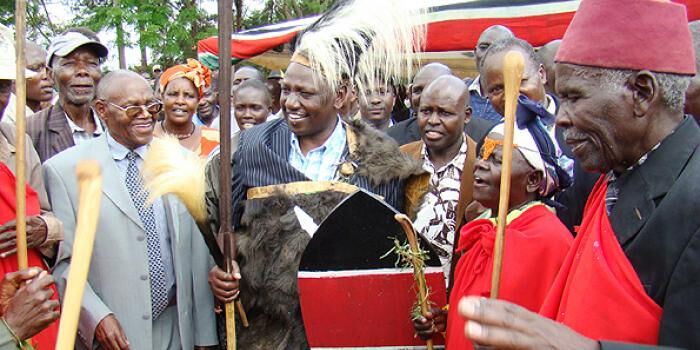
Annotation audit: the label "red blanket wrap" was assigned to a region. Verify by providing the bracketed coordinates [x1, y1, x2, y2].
[539, 177, 662, 344]
[0, 162, 58, 349]
[446, 204, 572, 349]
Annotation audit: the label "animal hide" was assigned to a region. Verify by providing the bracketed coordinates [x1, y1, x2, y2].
[233, 119, 422, 349]
[236, 191, 347, 349]
[345, 118, 424, 186]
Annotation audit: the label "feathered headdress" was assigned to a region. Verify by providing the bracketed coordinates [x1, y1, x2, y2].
[290, 0, 425, 98]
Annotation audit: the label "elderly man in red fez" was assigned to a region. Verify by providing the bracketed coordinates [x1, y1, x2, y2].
[456, 0, 700, 349]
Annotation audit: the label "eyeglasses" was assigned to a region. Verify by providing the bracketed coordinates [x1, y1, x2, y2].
[107, 100, 163, 118]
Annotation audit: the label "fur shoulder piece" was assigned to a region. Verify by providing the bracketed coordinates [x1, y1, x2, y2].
[345, 118, 424, 186]
[399, 140, 424, 161]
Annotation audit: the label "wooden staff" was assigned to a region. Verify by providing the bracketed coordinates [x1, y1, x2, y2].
[14, 0, 28, 270]
[395, 214, 433, 350]
[490, 51, 524, 298]
[55, 161, 102, 350]
[217, 1, 247, 348]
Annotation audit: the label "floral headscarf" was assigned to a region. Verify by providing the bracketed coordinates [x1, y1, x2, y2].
[159, 58, 212, 96]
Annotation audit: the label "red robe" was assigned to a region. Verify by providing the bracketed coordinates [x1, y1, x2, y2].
[538, 178, 662, 344]
[0, 162, 59, 349]
[446, 204, 572, 349]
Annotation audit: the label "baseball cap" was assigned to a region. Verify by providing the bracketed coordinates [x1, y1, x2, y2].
[268, 70, 283, 79]
[0, 24, 36, 80]
[47, 30, 109, 68]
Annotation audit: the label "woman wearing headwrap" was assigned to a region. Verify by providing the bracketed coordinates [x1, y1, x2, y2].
[155, 59, 220, 157]
[416, 96, 575, 348]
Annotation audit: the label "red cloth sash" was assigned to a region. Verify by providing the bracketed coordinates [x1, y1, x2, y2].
[539, 177, 662, 344]
[446, 205, 572, 349]
[0, 162, 58, 349]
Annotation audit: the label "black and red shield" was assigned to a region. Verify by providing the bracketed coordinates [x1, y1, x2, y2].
[298, 189, 447, 349]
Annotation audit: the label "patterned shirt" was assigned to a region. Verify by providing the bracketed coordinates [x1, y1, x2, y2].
[289, 117, 347, 181]
[65, 110, 103, 145]
[413, 136, 467, 280]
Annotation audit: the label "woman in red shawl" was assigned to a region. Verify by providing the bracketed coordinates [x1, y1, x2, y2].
[415, 99, 574, 348]
[154, 59, 220, 157]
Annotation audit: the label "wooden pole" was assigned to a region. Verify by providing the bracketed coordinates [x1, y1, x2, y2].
[217, 1, 246, 349]
[489, 51, 524, 299]
[395, 214, 433, 350]
[55, 161, 102, 350]
[14, 0, 28, 271]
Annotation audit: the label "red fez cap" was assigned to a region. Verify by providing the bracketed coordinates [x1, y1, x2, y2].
[556, 0, 696, 75]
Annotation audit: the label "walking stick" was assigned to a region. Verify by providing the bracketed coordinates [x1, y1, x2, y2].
[14, 0, 28, 271]
[490, 51, 524, 298]
[55, 161, 102, 350]
[395, 214, 433, 350]
[216, 1, 247, 348]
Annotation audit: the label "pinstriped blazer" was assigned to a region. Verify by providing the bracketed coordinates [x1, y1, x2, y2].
[26, 103, 75, 163]
[231, 118, 405, 227]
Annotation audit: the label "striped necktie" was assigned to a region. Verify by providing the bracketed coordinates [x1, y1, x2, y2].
[125, 151, 169, 319]
[605, 174, 619, 216]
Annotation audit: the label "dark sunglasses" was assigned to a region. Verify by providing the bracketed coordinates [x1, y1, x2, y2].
[107, 100, 163, 118]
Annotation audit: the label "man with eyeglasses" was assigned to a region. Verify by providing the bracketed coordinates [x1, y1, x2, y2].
[45, 70, 218, 350]
[27, 27, 108, 163]
[2, 41, 55, 124]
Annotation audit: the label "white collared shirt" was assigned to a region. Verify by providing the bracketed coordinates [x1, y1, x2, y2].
[467, 75, 483, 96]
[66, 110, 103, 145]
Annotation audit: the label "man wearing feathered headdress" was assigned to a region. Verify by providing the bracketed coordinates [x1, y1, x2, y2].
[205, 0, 427, 348]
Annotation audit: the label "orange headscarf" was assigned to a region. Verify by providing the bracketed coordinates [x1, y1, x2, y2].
[159, 58, 212, 96]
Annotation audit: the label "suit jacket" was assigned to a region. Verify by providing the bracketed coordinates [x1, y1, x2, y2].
[387, 116, 495, 147]
[400, 136, 477, 232]
[231, 118, 409, 227]
[401, 136, 477, 291]
[45, 135, 217, 349]
[27, 103, 75, 163]
[597, 117, 700, 350]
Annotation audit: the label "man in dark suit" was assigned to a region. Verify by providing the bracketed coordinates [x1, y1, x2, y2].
[387, 63, 495, 146]
[456, 0, 700, 349]
[27, 28, 107, 163]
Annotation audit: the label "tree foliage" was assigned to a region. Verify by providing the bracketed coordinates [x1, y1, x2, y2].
[69, 0, 219, 68]
[1, 0, 65, 42]
[1, 0, 333, 70]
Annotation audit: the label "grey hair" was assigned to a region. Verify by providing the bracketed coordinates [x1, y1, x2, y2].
[569, 65, 690, 112]
[480, 37, 542, 72]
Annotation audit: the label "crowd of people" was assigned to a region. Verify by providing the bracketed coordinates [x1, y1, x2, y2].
[0, 0, 699, 349]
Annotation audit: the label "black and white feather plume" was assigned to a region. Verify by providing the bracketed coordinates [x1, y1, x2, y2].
[292, 0, 426, 97]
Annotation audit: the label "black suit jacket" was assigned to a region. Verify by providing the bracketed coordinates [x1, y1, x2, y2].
[597, 117, 700, 349]
[387, 117, 495, 146]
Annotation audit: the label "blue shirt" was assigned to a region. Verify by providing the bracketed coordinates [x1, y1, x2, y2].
[106, 133, 176, 297]
[288, 117, 346, 181]
[193, 106, 219, 127]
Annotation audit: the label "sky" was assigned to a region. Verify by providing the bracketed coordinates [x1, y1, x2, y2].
[43, 0, 264, 71]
